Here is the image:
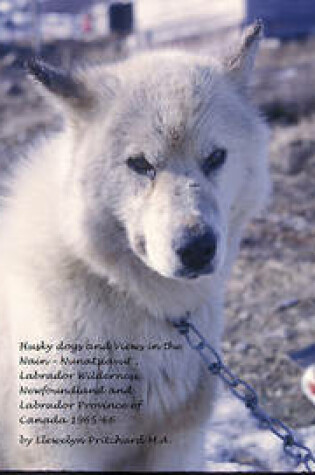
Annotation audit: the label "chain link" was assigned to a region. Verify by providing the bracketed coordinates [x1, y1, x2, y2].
[169, 314, 315, 472]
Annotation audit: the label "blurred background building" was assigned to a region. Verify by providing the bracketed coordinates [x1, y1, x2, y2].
[245, 0, 315, 38]
[1, 1, 314, 53]
[0, 0, 314, 68]
[1, 0, 315, 43]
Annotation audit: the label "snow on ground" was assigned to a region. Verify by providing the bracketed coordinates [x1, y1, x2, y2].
[206, 392, 315, 472]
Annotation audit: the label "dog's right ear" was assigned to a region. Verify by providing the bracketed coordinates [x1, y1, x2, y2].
[26, 58, 95, 112]
[26, 58, 119, 120]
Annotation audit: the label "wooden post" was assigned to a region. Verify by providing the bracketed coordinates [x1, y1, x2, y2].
[31, 0, 41, 54]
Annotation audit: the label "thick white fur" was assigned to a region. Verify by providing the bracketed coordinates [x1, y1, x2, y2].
[0, 25, 269, 471]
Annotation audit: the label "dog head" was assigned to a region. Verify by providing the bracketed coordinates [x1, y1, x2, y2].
[28, 21, 269, 284]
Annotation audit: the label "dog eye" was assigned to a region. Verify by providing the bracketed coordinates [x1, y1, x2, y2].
[126, 154, 156, 180]
[202, 148, 227, 176]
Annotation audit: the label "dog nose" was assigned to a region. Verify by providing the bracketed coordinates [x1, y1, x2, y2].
[176, 227, 217, 272]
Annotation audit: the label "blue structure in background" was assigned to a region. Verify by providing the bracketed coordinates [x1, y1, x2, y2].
[245, 0, 315, 39]
[109, 1, 134, 35]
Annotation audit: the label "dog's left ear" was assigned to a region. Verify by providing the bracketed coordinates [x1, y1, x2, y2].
[223, 20, 263, 93]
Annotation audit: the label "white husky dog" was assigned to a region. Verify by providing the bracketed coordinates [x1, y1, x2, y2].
[0, 21, 269, 470]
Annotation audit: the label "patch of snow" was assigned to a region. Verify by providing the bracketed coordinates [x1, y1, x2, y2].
[206, 392, 315, 472]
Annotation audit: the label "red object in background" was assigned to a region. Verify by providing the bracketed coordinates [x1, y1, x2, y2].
[309, 381, 315, 395]
[82, 13, 92, 34]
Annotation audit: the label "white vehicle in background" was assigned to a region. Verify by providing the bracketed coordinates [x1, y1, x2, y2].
[40, 13, 74, 41]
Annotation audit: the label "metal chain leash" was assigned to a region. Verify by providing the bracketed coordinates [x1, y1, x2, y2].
[168, 314, 315, 473]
